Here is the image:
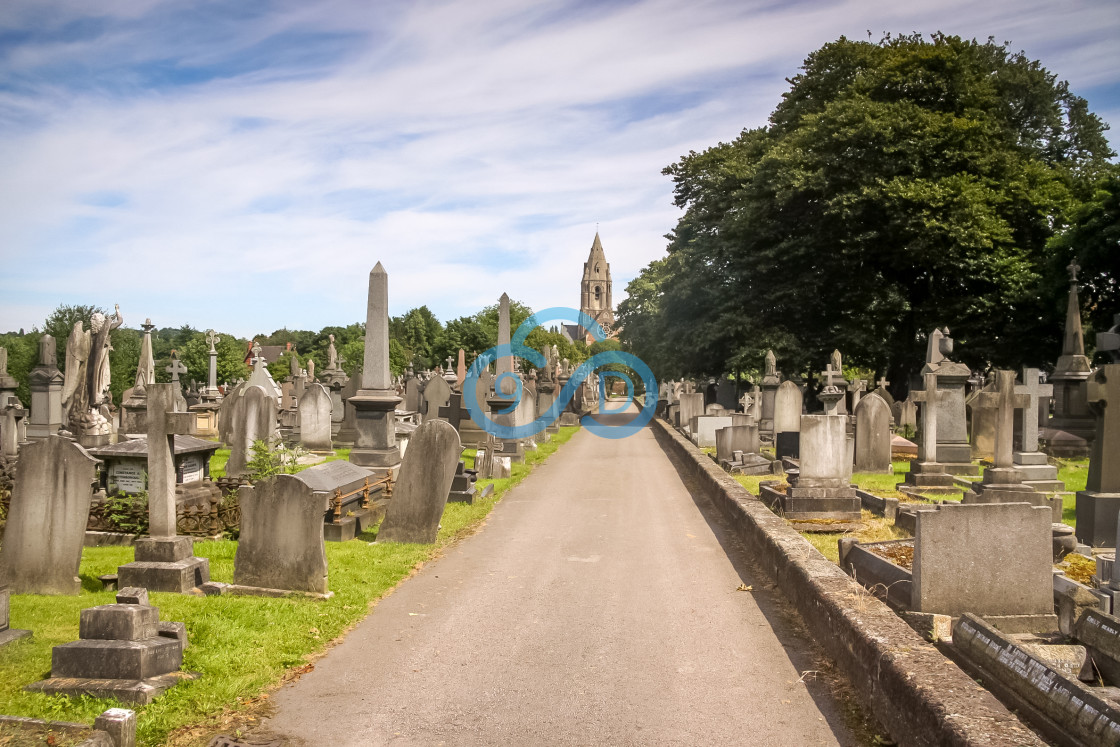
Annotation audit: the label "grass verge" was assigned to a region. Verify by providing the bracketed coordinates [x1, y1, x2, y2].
[0, 427, 579, 745]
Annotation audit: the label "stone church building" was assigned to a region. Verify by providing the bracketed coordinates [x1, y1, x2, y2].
[562, 232, 617, 344]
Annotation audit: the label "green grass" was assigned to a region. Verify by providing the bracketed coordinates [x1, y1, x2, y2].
[1, 426, 579, 745]
[209, 448, 352, 479]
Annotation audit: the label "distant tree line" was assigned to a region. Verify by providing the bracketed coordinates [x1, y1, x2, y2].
[617, 33, 1118, 395]
[0, 300, 593, 409]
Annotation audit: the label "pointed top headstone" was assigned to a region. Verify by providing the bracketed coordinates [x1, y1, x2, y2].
[362, 261, 391, 391]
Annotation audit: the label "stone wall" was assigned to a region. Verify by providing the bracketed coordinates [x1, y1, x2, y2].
[650, 417, 1044, 747]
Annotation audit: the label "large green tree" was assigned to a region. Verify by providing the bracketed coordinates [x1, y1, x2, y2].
[621, 33, 1114, 391]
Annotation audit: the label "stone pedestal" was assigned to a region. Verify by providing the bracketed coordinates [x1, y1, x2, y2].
[765, 414, 860, 527]
[27, 336, 63, 441]
[447, 460, 478, 504]
[349, 389, 402, 470]
[1012, 451, 1063, 492]
[962, 467, 1062, 522]
[117, 537, 209, 594]
[187, 402, 219, 439]
[26, 588, 195, 704]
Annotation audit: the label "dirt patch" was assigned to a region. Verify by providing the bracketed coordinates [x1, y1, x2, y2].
[867, 542, 914, 572]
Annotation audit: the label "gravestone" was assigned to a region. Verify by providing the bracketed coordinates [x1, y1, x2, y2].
[853, 394, 891, 473]
[27, 334, 64, 440]
[966, 376, 997, 460]
[233, 474, 331, 596]
[913, 503, 1055, 628]
[920, 328, 975, 474]
[447, 460, 478, 504]
[902, 372, 957, 491]
[334, 374, 360, 445]
[715, 377, 738, 411]
[423, 374, 452, 425]
[677, 393, 705, 435]
[27, 588, 193, 703]
[1075, 364, 1120, 546]
[963, 371, 1060, 520]
[0, 584, 31, 645]
[376, 420, 461, 544]
[690, 415, 733, 448]
[117, 384, 210, 593]
[224, 384, 278, 479]
[1012, 368, 1062, 491]
[297, 383, 333, 452]
[349, 263, 402, 471]
[773, 380, 802, 459]
[1042, 261, 1095, 454]
[0, 436, 97, 594]
[764, 414, 860, 526]
[759, 350, 780, 436]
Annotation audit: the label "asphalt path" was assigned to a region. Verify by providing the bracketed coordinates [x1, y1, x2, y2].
[260, 412, 859, 745]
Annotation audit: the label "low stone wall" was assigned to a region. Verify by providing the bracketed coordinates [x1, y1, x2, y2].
[651, 418, 1044, 747]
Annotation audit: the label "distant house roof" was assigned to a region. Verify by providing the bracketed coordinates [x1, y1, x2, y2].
[244, 341, 294, 365]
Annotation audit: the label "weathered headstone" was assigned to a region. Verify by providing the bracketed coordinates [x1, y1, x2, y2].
[773, 380, 802, 459]
[677, 393, 705, 435]
[297, 383, 333, 452]
[224, 384, 278, 479]
[1042, 261, 1095, 455]
[966, 376, 997, 460]
[1075, 364, 1120, 546]
[376, 419, 461, 544]
[27, 334, 64, 440]
[0, 436, 96, 594]
[233, 474, 331, 596]
[914, 503, 1055, 627]
[902, 372, 956, 491]
[763, 414, 860, 526]
[853, 394, 891, 473]
[423, 374, 452, 425]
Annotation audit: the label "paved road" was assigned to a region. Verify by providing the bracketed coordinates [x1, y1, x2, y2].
[261, 417, 858, 746]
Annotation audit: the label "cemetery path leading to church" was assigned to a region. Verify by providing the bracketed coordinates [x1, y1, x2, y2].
[260, 411, 860, 746]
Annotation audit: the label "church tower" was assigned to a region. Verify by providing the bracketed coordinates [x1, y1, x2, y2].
[579, 232, 615, 339]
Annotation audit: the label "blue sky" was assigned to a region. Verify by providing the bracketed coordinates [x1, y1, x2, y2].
[1, 0, 1117, 338]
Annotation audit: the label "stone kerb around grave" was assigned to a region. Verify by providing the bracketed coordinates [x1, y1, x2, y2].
[232, 474, 331, 597]
[0, 436, 98, 595]
[376, 419, 461, 544]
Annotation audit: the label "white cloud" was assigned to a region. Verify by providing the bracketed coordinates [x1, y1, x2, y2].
[1, 0, 1116, 337]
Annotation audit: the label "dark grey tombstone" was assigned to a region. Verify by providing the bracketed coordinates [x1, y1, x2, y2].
[376, 419, 461, 544]
[234, 474, 329, 594]
[0, 436, 97, 594]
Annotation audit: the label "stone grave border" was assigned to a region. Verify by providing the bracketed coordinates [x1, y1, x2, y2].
[650, 417, 1045, 747]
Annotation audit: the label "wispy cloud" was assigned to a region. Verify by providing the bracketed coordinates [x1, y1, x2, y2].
[1, 0, 1117, 336]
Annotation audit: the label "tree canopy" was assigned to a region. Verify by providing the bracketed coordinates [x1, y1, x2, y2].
[618, 33, 1116, 393]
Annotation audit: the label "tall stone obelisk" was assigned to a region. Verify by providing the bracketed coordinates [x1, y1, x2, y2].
[349, 262, 402, 472]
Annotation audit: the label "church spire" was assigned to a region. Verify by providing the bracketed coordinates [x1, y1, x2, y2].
[580, 231, 615, 339]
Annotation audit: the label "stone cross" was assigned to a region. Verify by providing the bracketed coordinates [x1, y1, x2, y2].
[203, 330, 220, 394]
[820, 364, 843, 388]
[251, 341, 265, 373]
[877, 376, 890, 390]
[973, 370, 1031, 469]
[1014, 368, 1052, 454]
[849, 378, 867, 410]
[146, 384, 192, 538]
[165, 351, 187, 384]
[910, 372, 950, 463]
[437, 392, 470, 433]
